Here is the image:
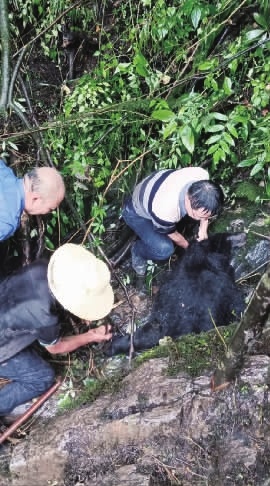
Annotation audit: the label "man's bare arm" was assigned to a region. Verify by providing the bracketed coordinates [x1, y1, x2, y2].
[168, 231, 189, 249]
[45, 325, 112, 355]
[197, 219, 209, 241]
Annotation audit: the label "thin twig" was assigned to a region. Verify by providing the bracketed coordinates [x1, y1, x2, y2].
[8, 47, 27, 106]
[249, 230, 270, 242]
[128, 308, 136, 364]
[165, 0, 249, 76]
[35, 216, 45, 259]
[18, 73, 49, 164]
[236, 260, 270, 284]
[209, 309, 227, 350]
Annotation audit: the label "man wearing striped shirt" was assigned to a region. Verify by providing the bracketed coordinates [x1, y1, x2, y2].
[122, 167, 224, 275]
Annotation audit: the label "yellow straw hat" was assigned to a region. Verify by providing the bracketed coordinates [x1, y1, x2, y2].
[47, 243, 114, 320]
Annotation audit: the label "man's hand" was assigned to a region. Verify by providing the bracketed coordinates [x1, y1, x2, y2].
[86, 325, 112, 343]
[168, 230, 189, 249]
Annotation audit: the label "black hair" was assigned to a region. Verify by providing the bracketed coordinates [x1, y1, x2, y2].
[187, 180, 224, 216]
[26, 169, 41, 192]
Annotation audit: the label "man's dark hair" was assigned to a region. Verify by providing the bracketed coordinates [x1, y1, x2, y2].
[26, 168, 41, 192]
[188, 180, 224, 216]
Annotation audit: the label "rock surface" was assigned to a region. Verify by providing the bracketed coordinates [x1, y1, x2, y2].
[1, 354, 270, 486]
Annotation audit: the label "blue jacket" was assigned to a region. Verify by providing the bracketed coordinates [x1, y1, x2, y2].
[0, 159, 25, 240]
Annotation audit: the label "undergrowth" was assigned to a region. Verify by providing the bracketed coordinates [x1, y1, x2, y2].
[58, 324, 237, 412]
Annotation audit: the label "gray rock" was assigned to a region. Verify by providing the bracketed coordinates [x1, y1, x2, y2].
[2, 355, 269, 486]
[245, 239, 270, 269]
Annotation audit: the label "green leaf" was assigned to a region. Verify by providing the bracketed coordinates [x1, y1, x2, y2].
[207, 144, 219, 155]
[227, 123, 238, 138]
[223, 132, 235, 146]
[220, 140, 230, 154]
[253, 13, 268, 30]
[163, 121, 178, 139]
[250, 162, 264, 176]
[191, 8, 201, 29]
[205, 134, 222, 145]
[45, 237, 55, 250]
[7, 141, 19, 150]
[211, 112, 228, 121]
[135, 64, 148, 76]
[223, 77, 233, 95]
[206, 124, 224, 133]
[114, 63, 131, 74]
[231, 114, 249, 124]
[150, 99, 170, 110]
[198, 60, 215, 71]
[152, 109, 175, 122]
[133, 52, 149, 77]
[179, 125, 194, 154]
[213, 148, 225, 165]
[238, 159, 256, 168]
[246, 29, 265, 41]
[228, 58, 238, 74]
[134, 51, 147, 66]
[266, 181, 270, 197]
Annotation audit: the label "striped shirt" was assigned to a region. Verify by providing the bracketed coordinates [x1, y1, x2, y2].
[132, 167, 209, 234]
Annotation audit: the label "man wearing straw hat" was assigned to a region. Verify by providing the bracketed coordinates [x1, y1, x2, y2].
[0, 244, 113, 421]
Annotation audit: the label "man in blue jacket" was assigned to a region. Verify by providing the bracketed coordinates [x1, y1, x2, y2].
[0, 159, 65, 240]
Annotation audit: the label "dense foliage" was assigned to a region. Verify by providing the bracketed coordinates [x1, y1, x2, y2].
[1, 0, 270, 246]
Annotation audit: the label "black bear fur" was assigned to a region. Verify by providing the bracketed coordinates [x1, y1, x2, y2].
[106, 232, 246, 356]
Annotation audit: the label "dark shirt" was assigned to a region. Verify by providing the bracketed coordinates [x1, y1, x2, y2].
[0, 260, 60, 364]
[0, 159, 25, 241]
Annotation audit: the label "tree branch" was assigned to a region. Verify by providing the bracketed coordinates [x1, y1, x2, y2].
[0, 0, 10, 111]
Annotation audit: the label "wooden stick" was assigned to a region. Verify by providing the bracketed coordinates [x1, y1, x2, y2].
[0, 377, 62, 444]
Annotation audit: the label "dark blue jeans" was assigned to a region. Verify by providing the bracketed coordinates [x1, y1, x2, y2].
[0, 347, 55, 415]
[122, 197, 174, 261]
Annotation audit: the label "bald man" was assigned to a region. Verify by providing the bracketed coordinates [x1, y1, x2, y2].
[0, 160, 65, 240]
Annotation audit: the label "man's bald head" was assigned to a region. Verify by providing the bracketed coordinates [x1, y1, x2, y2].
[24, 167, 65, 215]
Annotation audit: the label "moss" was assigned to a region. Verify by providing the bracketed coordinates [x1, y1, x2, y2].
[210, 198, 270, 242]
[57, 325, 237, 412]
[234, 181, 264, 202]
[57, 369, 129, 412]
[135, 324, 236, 377]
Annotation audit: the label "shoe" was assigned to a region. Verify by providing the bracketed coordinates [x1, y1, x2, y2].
[0, 401, 32, 425]
[131, 244, 147, 276]
[1, 414, 23, 426]
[135, 274, 148, 293]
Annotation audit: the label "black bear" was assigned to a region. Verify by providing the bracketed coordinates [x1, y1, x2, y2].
[106, 232, 246, 356]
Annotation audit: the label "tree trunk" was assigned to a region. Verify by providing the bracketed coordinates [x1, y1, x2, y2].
[212, 264, 270, 390]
